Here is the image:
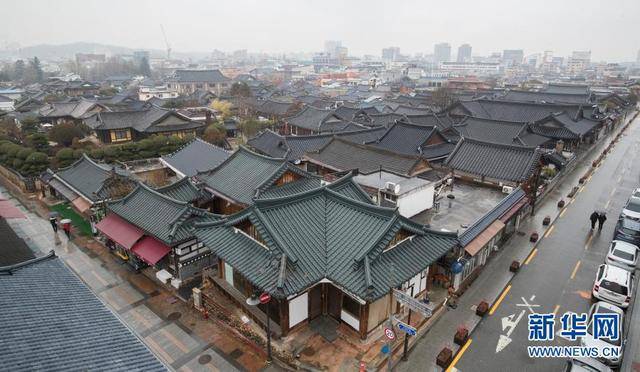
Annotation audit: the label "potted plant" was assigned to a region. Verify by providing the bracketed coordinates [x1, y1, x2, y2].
[476, 300, 489, 316]
[557, 199, 565, 208]
[530, 232, 539, 242]
[436, 347, 453, 368]
[454, 326, 469, 345]
[510, 260, 520, 273]
[542, 216, 551, 226]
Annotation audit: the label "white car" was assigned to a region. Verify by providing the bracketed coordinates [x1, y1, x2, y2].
[605, 240, 638, 271]
[580, 302, 624, 366]
[564, 357, 613, 372]
[592, 264, 633, 309]
[621, 195, 640, 221]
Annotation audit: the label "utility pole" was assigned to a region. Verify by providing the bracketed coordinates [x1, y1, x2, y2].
[401, 286, 414, 361]
[386, 264, 396, 371]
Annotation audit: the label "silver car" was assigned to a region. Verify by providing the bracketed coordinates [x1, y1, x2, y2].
[621, 195, 640, 221]
[605, 240, 638, 271]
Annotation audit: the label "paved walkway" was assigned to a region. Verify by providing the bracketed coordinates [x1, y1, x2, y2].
[398, 114, 636, 371]
[0, 185, 268, 372]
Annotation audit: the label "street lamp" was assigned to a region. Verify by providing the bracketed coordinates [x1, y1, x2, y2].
[246, 291, 272, 363]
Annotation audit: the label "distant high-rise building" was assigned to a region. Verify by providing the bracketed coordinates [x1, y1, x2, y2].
[567, 51, 591, 74]
[133, 50, 150, 64]
[434, 43, 451, 65]
[324, 40, 342, 58]
[503, 49, 524, 66]
[457, 44, 472, 63]
[382, 47, 401, 61]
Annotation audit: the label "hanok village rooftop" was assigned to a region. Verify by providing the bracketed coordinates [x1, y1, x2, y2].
[0, 64, 636, 370]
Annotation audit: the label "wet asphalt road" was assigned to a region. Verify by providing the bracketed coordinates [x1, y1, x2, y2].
[455, 118, 640, 372]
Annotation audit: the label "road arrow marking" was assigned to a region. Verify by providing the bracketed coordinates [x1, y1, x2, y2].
[501, 314, 515, 332]
[496, 334, 512, 353]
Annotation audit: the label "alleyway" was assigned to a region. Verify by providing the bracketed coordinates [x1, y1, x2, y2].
[1, 184, 272, 372]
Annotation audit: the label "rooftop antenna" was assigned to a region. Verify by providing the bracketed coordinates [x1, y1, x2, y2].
[160, 24, 171, 60]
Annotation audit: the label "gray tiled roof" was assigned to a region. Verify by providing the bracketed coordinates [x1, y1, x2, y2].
[286, 105, 354, 132]
[257, 173, 373, 204]
[171, 69, 229, 83]
[161, 138, 231, 177]
[54, 154, 130, 203]
[367, 121, 455, 160]
[530, 112, 600, 140]
[499, 90, 591, 105]
[86, 106, 204, 133]
[544, 84, 589, 95]
[194, 187, 458, 301]
[451, 99, 591, 122]
[246, 127, 387, 161]
[304, 137, 428, 176]
[445, 138, 542, 182]
[453, 117, 549, 147]
[0, 254, 167, 372]
[38, 99, 105, 119]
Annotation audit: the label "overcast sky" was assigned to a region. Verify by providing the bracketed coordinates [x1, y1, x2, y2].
[1, 0, 638, 61]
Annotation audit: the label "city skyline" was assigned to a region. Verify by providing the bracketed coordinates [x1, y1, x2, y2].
[0, 0, 638, 62]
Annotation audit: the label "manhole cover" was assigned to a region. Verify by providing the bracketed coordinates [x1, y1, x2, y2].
[167, 312, 182, 321]
[198, 354, 212, 364]
[301, 347, 316, 356]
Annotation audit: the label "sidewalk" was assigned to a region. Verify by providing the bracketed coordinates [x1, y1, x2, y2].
[397, 112, 636, 371]
[0, 184, 270, 372]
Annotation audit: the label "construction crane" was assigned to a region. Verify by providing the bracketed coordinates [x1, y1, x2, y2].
[160, 24, 171, 60]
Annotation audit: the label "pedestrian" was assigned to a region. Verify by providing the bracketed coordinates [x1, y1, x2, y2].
[447, 285, 458, 309]
[589, 211, 599, 230]
[598, 212, 607, 230]
[62, 223, 71, 239]
[49, 217, 58, 232]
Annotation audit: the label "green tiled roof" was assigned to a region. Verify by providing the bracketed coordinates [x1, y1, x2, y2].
[195, 146, 319, 206]
[54, 154, 131, 202]
[154, 178, 201, 203]
[194, 185, 458, 301]
[108, 182, 215, 245]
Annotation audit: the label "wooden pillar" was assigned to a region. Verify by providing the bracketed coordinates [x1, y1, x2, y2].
[280, 298, 290, 337]
[217, 259, 224, 279]
[359, 303, 370, 340]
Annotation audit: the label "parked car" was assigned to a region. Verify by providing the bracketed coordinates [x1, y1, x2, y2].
[580, 301, 624, 366]
[621, 194, 640, 221]
[605, 240, 638, 271]
[613, 217, 640, 246]
[563, 357, 613, 371]
[592, 264, 633, 309]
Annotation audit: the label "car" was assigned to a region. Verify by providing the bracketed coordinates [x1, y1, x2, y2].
[621, 195, 640, 221]
[592, 264, 633, 309]
[563, 357, 613, 371]
[613, 217, 640, 246]
[605, 240, 638, 271]
[580, 302, 624, 366]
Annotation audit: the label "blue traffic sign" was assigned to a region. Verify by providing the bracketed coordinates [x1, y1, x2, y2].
[397, 322, 417, 336]
[381, 344, 390, 354]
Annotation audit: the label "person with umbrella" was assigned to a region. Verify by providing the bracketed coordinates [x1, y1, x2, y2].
[589, 211, 599, 230]
[597, 212, 607, 231]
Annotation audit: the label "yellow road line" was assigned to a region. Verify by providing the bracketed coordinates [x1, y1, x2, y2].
[446, 339, 472, 372]
[553, 305, 560, 315]
[524, 248, 538, 265]
[579, 187, 584, 194]
[570, 199, 575, 205]
[610, 188, 616, 197]
[489, 285, 512, 315]
[544, 225, 555, 238]
[570, 260, 581, 279]
[585, 235, 593, 250]
[559, 208, 567, 218]
[587, 175, 593, 182]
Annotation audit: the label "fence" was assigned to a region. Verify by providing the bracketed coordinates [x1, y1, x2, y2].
[0, 164, 38, 193]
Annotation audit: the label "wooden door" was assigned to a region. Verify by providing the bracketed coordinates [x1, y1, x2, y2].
[327, 285, 343, 319]
[308, 285, 322, 320]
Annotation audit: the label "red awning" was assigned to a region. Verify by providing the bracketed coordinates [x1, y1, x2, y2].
[131, 236, 171, 265]
[0, 200, 25, 219]
[95, 214, 144, 250]
[499, 197, 529, 223]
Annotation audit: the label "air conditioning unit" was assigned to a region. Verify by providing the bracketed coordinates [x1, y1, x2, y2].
[385, 182, 400, 194]
[502, 185, 514, 194]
